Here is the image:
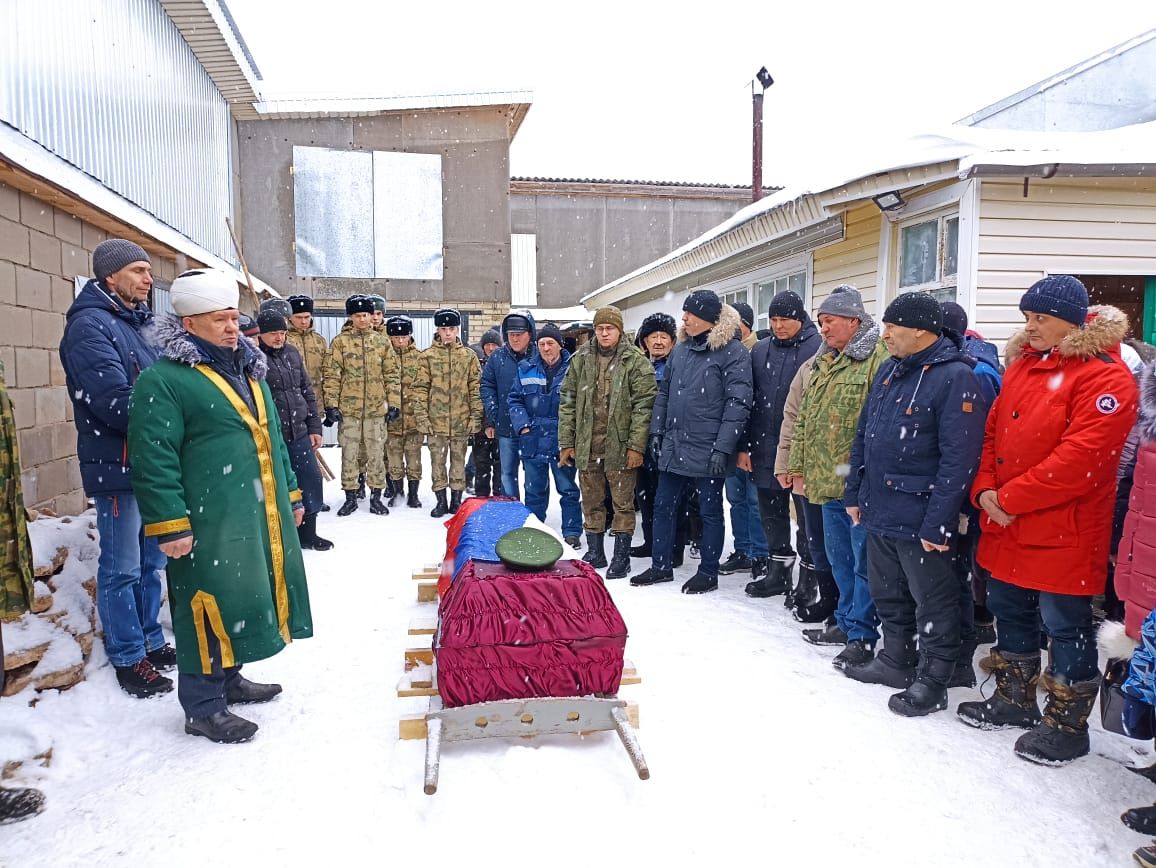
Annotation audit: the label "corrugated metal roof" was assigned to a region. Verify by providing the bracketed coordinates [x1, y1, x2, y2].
[157, 0, 262, 116]
[512, 176, 779, 190]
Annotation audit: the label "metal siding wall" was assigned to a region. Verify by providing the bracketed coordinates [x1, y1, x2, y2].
[1, 0, 234, 262]
[510, 233, 537, 306]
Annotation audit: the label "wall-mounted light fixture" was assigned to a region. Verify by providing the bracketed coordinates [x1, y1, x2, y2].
[872, 191, 905, 212]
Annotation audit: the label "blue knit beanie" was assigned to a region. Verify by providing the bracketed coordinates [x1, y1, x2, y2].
[1019, 275, 1089, 326]
[683, 289, 723, 324]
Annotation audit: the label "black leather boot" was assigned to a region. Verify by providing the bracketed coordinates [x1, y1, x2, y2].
[430, 490, 449, 518]
[226, 674, 283, 705]
[356, 472, 367, 500]
[369, 488, 389, 515]
[582, 532, 608, 568]
[606, 534, 632, 580]
[449, 490, 463, 514]
[337, 490, 359, 517]
[407, 480, 422, 509]
[386, 478, 402, 507]
[889, 657, 955, 717]
[185, 710, 258, 744]
[745, 557, 792, 598]
[948, 639, 979, 688]
[297, 513, 333, 551]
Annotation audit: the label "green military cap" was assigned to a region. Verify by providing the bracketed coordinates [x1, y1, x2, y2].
[494, 527, 564, 571]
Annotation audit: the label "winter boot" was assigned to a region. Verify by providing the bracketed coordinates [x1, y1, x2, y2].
[974, 603, 996, 645]
[630, 567, 674, 587]
[184, 710, 259, 744]
[802, 621, 848, 646]
[1129, 761, 1156, 786]
[844, 654, 916, 689]
[337, 490, 359, 517]
[718, 551, 752, 575]
[146, 643, 178, 672]
[406, 480, 422, 509]
[564, 536, 582, 550]
[1122, 806, 1156, 836]
[832, 639, 875, 670]
[956, 650, 1042, 730]
[1134, 843, 1156, 868]
[606, 534, 632, 580]
[681, 571, 719, 594]
[356, 472, 367, 500]
[297, 513, 334, 551]
[430, 490, 450, 519]
[582, 532, 608, 569]
[793, 566, 838, 624]
[115, 657, 174, 698]
[746, 556, 792, 598]
[386, 478, 402, 508]
[0, 785, 45, 825]
[226, 674, 283, 705]
[889, 658, 955, 717]
[1013, 671, 1099, 766]
[948, 639, 979, 689]
[449, 490, 463, 514]
[369, 488, 389, 516]
[630, 541, 652, 558]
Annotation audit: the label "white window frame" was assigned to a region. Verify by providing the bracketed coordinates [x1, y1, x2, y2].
[701, 253, 814, 330]
[510, 233, 538, 306]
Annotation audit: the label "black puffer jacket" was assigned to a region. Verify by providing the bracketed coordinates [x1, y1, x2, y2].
[651, 304, 753, 478]
[262, 342, 321, 444]
[745, 318, 822, 488]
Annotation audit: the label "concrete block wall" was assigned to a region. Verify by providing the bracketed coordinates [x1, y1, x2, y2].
[0, 181, 178, 515]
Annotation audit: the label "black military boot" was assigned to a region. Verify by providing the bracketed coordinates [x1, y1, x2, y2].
[793, 566, 839, 624]
[184, 710, 259, 744]
[1013, 671, 1099, 765]
[832, 639, 874, 670]
[1121, 805, 1156, 835]
[802, 621, 848, 646]
[430, 490, 449, 518]
[369, 488, 389, 515]
[337, 490, 359, 517]
[606, 534, 632, 580]
[407, 480, 422, 509]
[297, 513, 333, 551]
[356, 472, 367, 500]
[889, 657, 955, 717]
[225, 674, 283, 705]
[386, 478, 402, 507]
[681, 571, 718, 594]
[582, 532, 608, 569]
[948, 639, 979, 688]
[844, 654, 917, 689]
[449, 490, 463, 514]
[630, 566, 674, 586]
[957, 650, 1043, 730]
[0, 785, 45, 825]
[745, 556, 792, 598]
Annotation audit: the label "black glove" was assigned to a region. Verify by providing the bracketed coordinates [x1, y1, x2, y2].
[708, 450, 728, 478]
[385, 407, 401, 424]
[323, 407, 342, 427]
[648, 434, 663, 463]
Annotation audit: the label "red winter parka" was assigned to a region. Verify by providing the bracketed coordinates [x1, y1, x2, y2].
[971, 306, 1137, 596]
[1115, 365, 1156, 638]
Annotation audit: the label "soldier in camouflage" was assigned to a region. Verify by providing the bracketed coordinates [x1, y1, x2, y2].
[366, 294, 390, 488]
[385, 315, 430, 509]
[0, 362, 32, 620]
[424, 308, 482, 517]
[285, 295, 328, 400]
[323, 295, 401, 517]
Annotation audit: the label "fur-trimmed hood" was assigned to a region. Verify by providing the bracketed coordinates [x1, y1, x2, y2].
[819, 315, 881, 362]
[677, 303, 743, 352]
[1004, 304, 1129, 367]
[148, 313, 268, 380]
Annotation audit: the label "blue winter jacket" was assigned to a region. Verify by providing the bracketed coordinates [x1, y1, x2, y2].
[961, 334, 1003, 406]
[59, 279, 159, 496]
[507, 350, 572, 463]
[1126, 608, 1156, 706]
[480, 310, 538, 438]
[845, 334, 988, 545]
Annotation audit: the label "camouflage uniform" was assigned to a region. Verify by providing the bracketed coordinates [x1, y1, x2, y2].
[424, 336, 482, 492]
[0, 363, 32, 619]
[388, 338, 430, 482]
[366, 295, 388, 475]
[285, 322, 328, 399]
[323, 323, 400, 490]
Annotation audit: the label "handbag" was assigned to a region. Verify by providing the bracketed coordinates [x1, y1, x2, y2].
[1101, 658, 1156, 740]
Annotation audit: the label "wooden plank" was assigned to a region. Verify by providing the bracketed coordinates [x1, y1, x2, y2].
[398, 664, 641, 697]
[400, 702, 640, 741]
[408, 616, 437, 636]
[405, 647, 434, 670]
[412, 565, 440, 581]
[417, 582, 438, 603]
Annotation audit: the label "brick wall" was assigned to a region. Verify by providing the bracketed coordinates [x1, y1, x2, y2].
[0, 182, 178, 515]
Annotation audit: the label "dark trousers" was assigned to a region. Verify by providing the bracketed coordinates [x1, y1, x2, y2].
[286, 433, 324, 516]
[950, 526, 981, 645]
[636, 457, 689, 549]
[470, 432, 502, 497]
[755, 486, 799, 562]
[797, 497, 830, 572]
[867, 534, 961, 681]
[987, 576, 1097, 682]
[178, 610, 242, 719]
[653, 472, 724, 576]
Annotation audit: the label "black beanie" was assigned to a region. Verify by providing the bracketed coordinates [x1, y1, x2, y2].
[386, 315, 413, 336]
[683, 289, 722, 324]
[481, 328, 502, 347]
[733, 301, 755, 329]
[940, 301, 968, 336]
[257, 310, 288, 333]
[434, 308, 461, 328]
[636, 312, 677, 347]
[768, 290, 807, 322]
[345, 294, 374, 316]
[883, 292, 943, 333]
[288, 295, 314, 315]
[1019, 275, 1089, 326]
[537, 323, 564, 347]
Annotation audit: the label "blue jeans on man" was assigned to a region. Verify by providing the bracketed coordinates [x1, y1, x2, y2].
[654, 472, 725, 577]
[725, 469, 768, 558]
[522, 458, 583, 539]
[499, 436, 521, 501]
[821, 500, 879, 644]
[94, 493, 167, 667]
[987, 577, 1096, 682]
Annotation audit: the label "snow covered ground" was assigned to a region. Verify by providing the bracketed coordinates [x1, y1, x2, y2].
[3, 448, 1155, 866]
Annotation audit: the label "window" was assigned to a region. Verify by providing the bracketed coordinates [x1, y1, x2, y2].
[720, 288, 749, 309]
[756, 271, 806, 331]
[898, 212, 959, 302]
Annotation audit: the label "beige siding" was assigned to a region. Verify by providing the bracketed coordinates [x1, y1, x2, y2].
[812, 203, 881, 314]
[975, 178, 1156, 345]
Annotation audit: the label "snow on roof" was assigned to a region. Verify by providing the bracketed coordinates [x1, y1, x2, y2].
[253, 89, 533, 117]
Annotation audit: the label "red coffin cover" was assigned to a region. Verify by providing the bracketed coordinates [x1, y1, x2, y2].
[435, 559, 628, 708]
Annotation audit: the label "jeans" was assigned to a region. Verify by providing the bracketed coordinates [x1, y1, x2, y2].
[987, 577, 1097, 682]
[653, 472, 725, 577]
[286, 433, 323, 516]
[94, 494, 167, 667]
[523, 458, 583, 538]
[498, 436, 521, 501]
[725, 469, 769, 558]
[821, 500, 878, 644]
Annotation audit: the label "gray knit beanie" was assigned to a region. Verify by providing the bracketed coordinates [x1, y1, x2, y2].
[93, 239, 150, 282]
[817, 284, 867, 320]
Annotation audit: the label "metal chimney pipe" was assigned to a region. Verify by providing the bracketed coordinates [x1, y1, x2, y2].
[752, 89, 764, 203]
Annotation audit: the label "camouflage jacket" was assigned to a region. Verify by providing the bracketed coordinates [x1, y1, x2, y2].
[424, 337, 482, 436]
[788, 319, 889, 504]
[322, 323, 401, 418]
[390, 339, 431, 435]
[285, 324, 328, 397]
[0, 363, 32, 618]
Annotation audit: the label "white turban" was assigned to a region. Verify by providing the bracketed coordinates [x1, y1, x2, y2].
[171, 269, 239, 316]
